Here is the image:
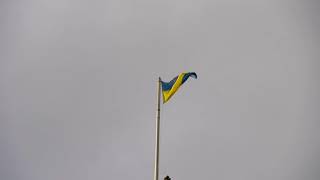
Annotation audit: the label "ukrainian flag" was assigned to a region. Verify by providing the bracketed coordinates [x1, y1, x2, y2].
[160, 72, 197, 103]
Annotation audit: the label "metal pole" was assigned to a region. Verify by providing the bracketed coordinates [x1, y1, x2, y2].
[154, 77, 161, 180]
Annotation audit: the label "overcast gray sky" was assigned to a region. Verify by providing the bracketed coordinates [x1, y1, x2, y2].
[1, 0, 320, 180]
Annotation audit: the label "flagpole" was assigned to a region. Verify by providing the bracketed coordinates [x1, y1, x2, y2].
[154, 77, 161, 180]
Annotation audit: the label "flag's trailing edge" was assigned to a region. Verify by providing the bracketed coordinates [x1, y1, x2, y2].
[160, 72, 197, 103]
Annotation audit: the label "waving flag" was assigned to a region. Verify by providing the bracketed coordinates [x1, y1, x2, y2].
[160, 72, 197, 103]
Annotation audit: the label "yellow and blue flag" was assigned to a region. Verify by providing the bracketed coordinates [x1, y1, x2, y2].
[160, 72, 197, 103]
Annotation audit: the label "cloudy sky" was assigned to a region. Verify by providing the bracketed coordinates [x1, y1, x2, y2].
[1, 0, 320, 180]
